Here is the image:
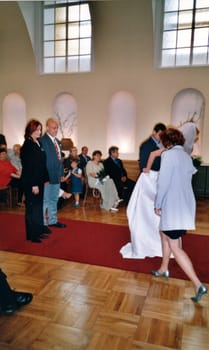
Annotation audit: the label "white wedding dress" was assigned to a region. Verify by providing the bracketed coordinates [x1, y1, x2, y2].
[120, 170, 163, 259]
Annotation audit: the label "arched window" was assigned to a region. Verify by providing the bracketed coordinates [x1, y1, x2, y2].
[171, 88, 205, 155]
[43, 0, 92, 73]
[153, 0, 209, 67]
[107, 91, 136, 155]
[52, 92, 78, 145]
[2, 93, 26, 148]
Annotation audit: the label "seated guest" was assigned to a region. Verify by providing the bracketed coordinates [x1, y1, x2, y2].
[103, 146, 135, 204]
[0, 268, 33, 315]
[0, 133, 7, 149]
[8, 144, 23, 204]
[79, 146, 91, 173]
[64, 146, 80, 171]
[86, 150, 121, 211]
[0, 148, 21, 187]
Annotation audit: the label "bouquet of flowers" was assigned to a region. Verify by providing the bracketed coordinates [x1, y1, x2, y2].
[96, 169, 109, 184]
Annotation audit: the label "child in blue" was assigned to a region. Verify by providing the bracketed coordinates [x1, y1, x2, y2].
[70, 158, 83, 207]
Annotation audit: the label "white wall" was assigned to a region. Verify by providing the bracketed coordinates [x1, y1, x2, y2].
[0, 0, 209, 161]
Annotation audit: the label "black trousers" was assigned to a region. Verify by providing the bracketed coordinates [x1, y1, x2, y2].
[24, 185, 44, 240]
[0, 269, 16, 307]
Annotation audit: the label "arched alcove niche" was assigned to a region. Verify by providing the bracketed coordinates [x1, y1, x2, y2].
[171, 88, 205, 156]
[107, 91, 136, 155]
[2, 93, 26, 148]
[52, 92, 78, 146]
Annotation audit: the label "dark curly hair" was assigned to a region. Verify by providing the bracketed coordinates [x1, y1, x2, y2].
[160, 128, 185, 148]
[92, 150, 102, 158]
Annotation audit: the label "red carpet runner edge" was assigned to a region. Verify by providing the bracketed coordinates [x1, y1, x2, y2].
[0, 213, 209, 283]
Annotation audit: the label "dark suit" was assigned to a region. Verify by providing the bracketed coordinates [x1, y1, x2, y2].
[0, 269, 16, 308]
[20, 138, 49, 241]
[79, 153, 91, 173]
[103, 157, 135, 203]
[40, 133, 64, 225]
[139, 136, 161, 171]
[40, 134, 63, 184]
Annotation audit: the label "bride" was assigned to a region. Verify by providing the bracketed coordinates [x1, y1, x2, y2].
[120, 149, 164, 259]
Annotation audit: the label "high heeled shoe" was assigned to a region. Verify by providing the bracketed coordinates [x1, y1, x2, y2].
[191, 284, 208, 303]
[150, 270, 170, 278]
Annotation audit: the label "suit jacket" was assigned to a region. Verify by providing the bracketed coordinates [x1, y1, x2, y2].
[103, 156, 127, 192]
[79, 153, 91, 171]
[20, 138, 49, 189]
[40, 133, 64, 184]
[139, 136, 161, 171]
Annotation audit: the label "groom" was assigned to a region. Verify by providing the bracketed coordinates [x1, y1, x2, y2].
[139, 122, 166, 172]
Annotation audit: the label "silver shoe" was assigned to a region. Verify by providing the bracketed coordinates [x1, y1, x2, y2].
[191, 284, 208, 303]
[150, 270, 170, 278]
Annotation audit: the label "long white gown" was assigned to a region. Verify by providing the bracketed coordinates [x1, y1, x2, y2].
[120, 170, 163, 259]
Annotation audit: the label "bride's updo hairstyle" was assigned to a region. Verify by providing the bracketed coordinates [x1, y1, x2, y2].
[160, 128, 185, 148]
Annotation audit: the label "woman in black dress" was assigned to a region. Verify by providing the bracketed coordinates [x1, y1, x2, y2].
[21, 119, 49, 243]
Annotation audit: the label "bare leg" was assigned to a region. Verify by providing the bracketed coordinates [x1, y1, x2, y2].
[158, 231, 171, 272]
[168, 237, 202, 291]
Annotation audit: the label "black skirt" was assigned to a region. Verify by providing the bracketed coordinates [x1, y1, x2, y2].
[163, 230, 187, 240]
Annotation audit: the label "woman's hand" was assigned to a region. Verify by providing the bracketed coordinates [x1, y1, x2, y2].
[154, 208, 161, 216]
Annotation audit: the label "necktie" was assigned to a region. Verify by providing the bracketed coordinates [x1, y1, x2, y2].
[54, 139, 61, 159]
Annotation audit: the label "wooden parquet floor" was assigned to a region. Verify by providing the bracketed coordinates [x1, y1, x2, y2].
[0, 198, 209, 350]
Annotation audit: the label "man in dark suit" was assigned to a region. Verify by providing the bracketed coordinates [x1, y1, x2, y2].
[79, 146, 91, 173]
[103, 146, 135, 204]
[139, 123, 166, 172]
[40, 118, 66, 229]
[0, 268, 32, 315]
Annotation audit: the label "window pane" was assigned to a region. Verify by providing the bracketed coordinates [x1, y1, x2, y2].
[177, 29, 192, 47]
[68, 5, 79, 22]
[44, 1, 55, 4]
[44, 9, 54, 24]
[162, 49, 176, 66]
[67, 56, 79, 72]
[80, 38, 91, 54]
[56, 0, 66, 4]
[163, 31, 177, 48]
[79, 55, 91, 71]
[44, 41, 54, 56]
[196, 0, 209, 8]
[80, 21, 92, 37]
[176, 48, 190, 65]
[55, 24, 66, 40]
[44, 25, 54, 41]
[164, 13, 178, 31]
[68, 23, 79, 39]
[44, 58, 54, 73]
[194, 27, 209, 46]
[179, 0, 193, 10]
[55, 57, 66, 72]
[56, 7, 66, 23]
[164, 0, 178, 12]
[178, 11, 193, 29]
[68, 39, 79, 55]
[195, 9, 209, 28]
[55, 40, 66, 56]
[193, 47, 208, 64]
[80, 4, 90, 20]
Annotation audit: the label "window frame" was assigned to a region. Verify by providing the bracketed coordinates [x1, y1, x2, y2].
[41, 0, 92, 74]
[153, 0, 209, 68]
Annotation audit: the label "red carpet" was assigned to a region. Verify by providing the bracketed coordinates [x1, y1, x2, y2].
[0, 213, 209, 282]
